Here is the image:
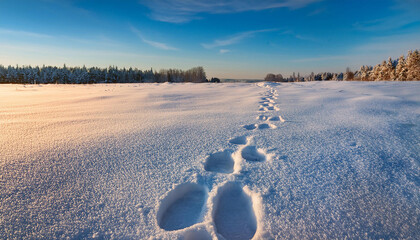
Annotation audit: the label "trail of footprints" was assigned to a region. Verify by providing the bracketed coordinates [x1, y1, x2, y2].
[156, 84, 284, 239]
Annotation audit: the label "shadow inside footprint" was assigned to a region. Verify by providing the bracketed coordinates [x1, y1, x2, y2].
[157, 183, 207, 231]
[272, 116, 285, 122]
[213, 182, 257, 240]
[229, 136, 248, 145]
[183, 229, 212, 240]
[204, 150, 234, 173]
[241, 146, 266, 162]
[258, 123, 276, 129]
[243, 124, 257, 130]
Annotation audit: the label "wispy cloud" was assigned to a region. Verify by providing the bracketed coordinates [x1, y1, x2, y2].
[219, 49, 230, 54]
[353, 0, 420, 32]
[353, 33, 420, 56]
[0, 28, 53, 39]
[308, 7, 326, 16]
[130, 26, 178, 51]
[139, 0, 322, 23]
[202, 29, 277, 49]
[280, 30, 319, 42]
[0, 27, 123, 49]
[292, 32, 420, 67]
[0, 41, 164, 69]
[291, 55, 351, 63]
[61, 35, 121, 47]
[353, 17, 419, 32]
[393, 0, 420, 13]
[41, 0, 93, 18]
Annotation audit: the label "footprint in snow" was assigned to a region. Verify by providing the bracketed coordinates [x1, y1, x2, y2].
[265, 106, 280, 111]
[268, 116, 285, 122]
[204, 150, 235, 174]
[261, 103, 274, 107]
[157, 183, 208, 231]
[243, 124, 257, 130]
[183, 228, 212, 240]
[241, 146, 267, 162]
[257, 123, 277, 129]
[213, 182, 258, 240]
[229, 136, 248, 145]
[266, 106, 280, 111]
[256, 115, 268, 121]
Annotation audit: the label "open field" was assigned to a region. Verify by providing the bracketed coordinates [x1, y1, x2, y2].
[1, 82, 419, 239]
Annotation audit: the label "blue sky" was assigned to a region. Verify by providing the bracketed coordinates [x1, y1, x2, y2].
[0, 0, 419, 79]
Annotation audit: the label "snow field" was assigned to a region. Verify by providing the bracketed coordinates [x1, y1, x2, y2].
[1, 82, 419, 239]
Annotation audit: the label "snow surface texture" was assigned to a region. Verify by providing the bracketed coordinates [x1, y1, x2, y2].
[1, 82, 419, 239]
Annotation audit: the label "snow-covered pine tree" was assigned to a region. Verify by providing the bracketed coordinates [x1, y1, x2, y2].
[406, 50, 420, 81]
[360, 66, 370, 81]
[376, 61, 387, 81]
[310, 72, 315, 81]
[344, 67, 354, 81]
[265, 74, 275, 82]
[395, 55, 407, 81]
[371, 65, 377, 81]
[383, 57, 394, 80]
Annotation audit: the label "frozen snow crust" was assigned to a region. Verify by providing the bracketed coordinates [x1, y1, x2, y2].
[1, 82, 419, 239]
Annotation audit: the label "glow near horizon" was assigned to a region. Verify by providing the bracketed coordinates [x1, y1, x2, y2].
[0, 0, 419, 79]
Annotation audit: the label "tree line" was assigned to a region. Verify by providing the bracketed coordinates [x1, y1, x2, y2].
[265, 50, 420, 82]
[0, 65, 208, 84]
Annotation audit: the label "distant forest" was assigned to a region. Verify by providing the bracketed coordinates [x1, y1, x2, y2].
[0, 65, 209, 84]
[266, 50, 420, 82]
[1, 50, 419, 84]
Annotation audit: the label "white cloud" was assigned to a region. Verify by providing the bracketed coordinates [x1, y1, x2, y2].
[130, 26, 178, 51]
[202, 29, 277, 49]
[139, 0, 322, 23]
